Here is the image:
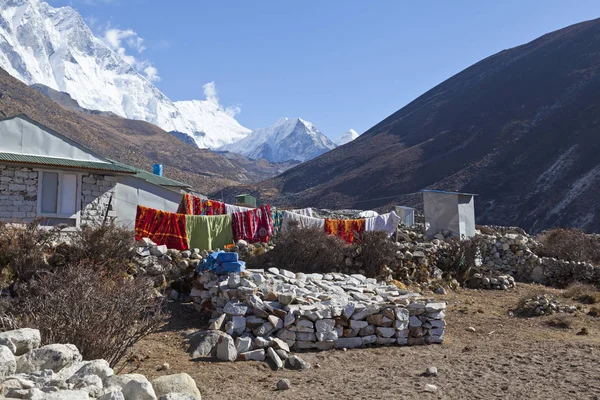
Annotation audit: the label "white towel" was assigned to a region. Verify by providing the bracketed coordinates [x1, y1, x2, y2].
[365, 211, 401, 236]
[357, 210, 379, 218]
[290, 208, 314, 217]
[282, 211, 324, 230]
[225, 204, 254, 215]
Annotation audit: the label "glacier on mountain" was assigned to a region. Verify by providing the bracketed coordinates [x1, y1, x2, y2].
[219, 117, 337, 163]
[0, 0, 250, 149]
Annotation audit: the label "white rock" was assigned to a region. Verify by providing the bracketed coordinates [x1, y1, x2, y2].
[122, 377, 157, 400]
[99, 391, 125, 400]
[0, 328, 41, 356]
[266, 347, 283, 370]
[0, 345, 16, 379]
[424, 384, 438, 393]
[152, 373, 201, 399]
[44, 389, 92, 399]
[16, 343, 82, 373]
[235, 337, 252, 354]
[149, 245, 168, 257]
[71, 359, 114, 381]
[159, 394, 198, 400]
[316, 331, 338, 341]
[238, 349, 265, 361]
[315, 319, 335, 333]
[208, 314, 226, 330]
[216, 334, 237, 362]
[376, 327, 396, 338]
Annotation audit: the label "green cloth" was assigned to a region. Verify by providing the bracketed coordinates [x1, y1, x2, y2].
[185, 214, 234, 251]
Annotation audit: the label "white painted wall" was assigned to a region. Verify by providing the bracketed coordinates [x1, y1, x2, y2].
[0, 116, 107, 162]
[114, 175, 182, 228]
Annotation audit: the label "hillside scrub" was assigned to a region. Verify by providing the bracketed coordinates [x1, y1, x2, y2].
[0, 221, 166, 367]
[535, 228, 600, 265]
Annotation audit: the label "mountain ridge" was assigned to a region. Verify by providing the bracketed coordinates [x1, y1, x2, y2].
[255, 18, 600, 233]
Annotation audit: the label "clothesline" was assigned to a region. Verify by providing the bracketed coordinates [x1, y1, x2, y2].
[135, 193, 404, 252]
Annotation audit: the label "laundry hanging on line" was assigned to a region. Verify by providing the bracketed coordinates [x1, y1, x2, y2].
[135, 205, 189, 250]
[176, 194, 227, 216]
[225, 204, 254, 215]
[364, 211, 401, 237]
[232, 205, 274, 243]
[281, 210, 325, 231]
[185, 214, 234, 252]
[324, 218, 366, 244]
[290, 207, 314, 217]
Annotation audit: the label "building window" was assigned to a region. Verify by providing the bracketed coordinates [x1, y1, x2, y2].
[38, 171, 80, 219]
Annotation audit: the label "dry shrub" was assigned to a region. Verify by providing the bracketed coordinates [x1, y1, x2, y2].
[588, 307, 600, 317]
[545, 315, 573, 329]
[563, 282, 600, 304]
[247, 222, 346, 273]
[9, 261, 165, 367]
[0, 220, 56, 283]
[535, 228, 600, 264]
[353, 231, 399, 278]
[52, 223, 137, 268]
[435, 236, 484, 285]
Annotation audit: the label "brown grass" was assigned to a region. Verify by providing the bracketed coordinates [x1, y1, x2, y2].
[563, 282, 600, 304]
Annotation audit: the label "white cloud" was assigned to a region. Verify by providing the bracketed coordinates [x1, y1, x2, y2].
[103, 28, 159, 82]
[202, 82, 241, 117]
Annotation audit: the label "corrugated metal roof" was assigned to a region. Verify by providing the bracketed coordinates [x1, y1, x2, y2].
[421, 189, 479, 196]
[109, 160, 190, 188]
[0, 153, 135, 174]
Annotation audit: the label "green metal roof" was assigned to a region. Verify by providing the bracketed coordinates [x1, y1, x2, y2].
[0, 153, 135, 174]
[109, 160, 190, 188]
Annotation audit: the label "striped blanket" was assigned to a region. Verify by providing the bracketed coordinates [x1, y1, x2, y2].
[324, 218, 365, 244]
[176, 193, 203, 215]
[135, 205, 189, 250]
[232, 205, 273, 243]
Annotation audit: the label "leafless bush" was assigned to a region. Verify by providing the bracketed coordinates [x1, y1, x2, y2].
[51, 223, 137, 270]
[435, 236, 484, 285]
[246, 222, 346, 273]
[535, 228, 600, 264]
[353, 231, 399, 278]
[0, 220, 56, 284]
[563, 282, 600, 304]
[7, 261, 165, 367]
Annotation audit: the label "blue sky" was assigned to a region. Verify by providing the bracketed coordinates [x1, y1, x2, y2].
[49, 0, 600, 140]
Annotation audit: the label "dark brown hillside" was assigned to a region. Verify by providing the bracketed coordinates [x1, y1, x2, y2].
[0, 67, 251, 194]
[261, 18, 600, 233]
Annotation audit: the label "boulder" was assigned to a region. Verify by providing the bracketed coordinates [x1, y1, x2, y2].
[215, 334, 236, 362]
[159, 394, 198, 400]
[151, 373, 201, 399]
[70, 359, 114, 381]
[16, 343, 82, 373]
[44, 390, 92, 399]
[286, 355, 310, 370]
[187, 330, 228, 358]
[99, 391, 126, 400]
[0, 328, 41, 356]
[0, 345, 16, 379]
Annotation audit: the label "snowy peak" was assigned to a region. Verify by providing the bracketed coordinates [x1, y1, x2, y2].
[337, 129, 359, 145]
[0, 0, 250, 149]
[219, 117, 337, 163]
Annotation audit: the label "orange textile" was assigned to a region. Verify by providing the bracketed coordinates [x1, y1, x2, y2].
[135, 205, 189, 250]
[324, 218, 366, 244]
[201, 199, 226, 215]
[177, 193, 203, 215]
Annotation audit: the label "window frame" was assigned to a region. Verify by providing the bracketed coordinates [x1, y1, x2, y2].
[35, 169, 82, 226]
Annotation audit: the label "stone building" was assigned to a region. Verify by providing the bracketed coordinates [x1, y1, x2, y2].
[0, 115, 192, 228]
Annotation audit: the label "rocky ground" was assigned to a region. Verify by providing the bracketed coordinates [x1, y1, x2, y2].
[120, 284, 600, 400]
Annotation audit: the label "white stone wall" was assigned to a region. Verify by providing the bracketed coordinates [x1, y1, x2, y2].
[80, 173, 117, 226]
[0, 165, 38, 221]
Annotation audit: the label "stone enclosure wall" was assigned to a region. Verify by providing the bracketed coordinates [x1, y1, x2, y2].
[80, 173, 117, 226]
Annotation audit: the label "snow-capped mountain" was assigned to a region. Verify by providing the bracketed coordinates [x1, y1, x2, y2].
[219, 118, 337, 163]
[337, 129, 359, 145]
[0, 0, 250, 148]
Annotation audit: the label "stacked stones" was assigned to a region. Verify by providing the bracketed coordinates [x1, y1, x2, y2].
[516, 294, 577, 317]
[466, 273, 516, 290]
[79, 174, 117, 226]
[477, 230, 600, 286]
[0, 166, 38, 221]
[0, 328, 202, 399]
[188, 267, 446, 365]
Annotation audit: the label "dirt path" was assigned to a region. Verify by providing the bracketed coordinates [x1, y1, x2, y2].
[121, 284, 600, 400]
